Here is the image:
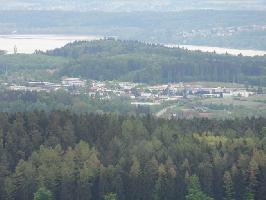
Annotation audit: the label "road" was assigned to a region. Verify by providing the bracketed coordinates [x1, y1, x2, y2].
[155, 105, 176, 117]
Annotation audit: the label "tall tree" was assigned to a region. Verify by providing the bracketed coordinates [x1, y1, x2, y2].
[186, 175, 214, 200]
[34, 187, 53, 200]
[246, 158, 259, 200]
[104, 193, 117, 200]
[223, 171, 234, 200]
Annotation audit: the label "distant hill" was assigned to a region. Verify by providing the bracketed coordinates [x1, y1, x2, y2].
[44, 39, 266, 86]
[1, 10, 266, 50]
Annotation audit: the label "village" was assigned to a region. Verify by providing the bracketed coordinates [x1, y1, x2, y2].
[5, 77, 258, 106]
[176, 24, 266, 39]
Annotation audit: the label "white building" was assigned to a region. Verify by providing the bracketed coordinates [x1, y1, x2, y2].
[62, 77, 86, 87]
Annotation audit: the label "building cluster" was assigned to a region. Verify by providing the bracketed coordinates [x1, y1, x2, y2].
[176, 24, 266, 38]
[129, 83, 255, 105]
[9, 81, 62, 92]
[5, 77, 256, 105]
[8, 77, 86, 93]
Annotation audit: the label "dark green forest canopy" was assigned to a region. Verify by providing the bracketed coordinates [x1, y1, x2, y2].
[43, 39, 266, 86]
[0, 90, 134, 114]
[0, 110, 266, 200]
[1, 39, 266, 86]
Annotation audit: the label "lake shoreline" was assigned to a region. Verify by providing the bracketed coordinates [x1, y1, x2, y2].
[166, 44, 266, 57]
[1, 34, 266, 57]
[0, 34, 102, 54]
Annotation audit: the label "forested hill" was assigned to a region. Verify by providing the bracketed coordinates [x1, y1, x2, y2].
[0, 111, 266, 200]
[45, 39, 266, 86]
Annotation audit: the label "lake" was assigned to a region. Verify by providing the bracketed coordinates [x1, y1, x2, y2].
[0, 35, 102, 54]
[1, 35, 266, 56]
[166, 44, 266, 57]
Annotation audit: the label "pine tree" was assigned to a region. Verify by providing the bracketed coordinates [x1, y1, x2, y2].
[246, 158, 259, 200]
[129, 156, 141, 200]
[34, 187, 53, 200]
[223, 171, 234, 200]
[104, 193, 117, 200]
[3, 177, 15, 200]
[186, 175, 214, 200]
[154, 164, 168, 200]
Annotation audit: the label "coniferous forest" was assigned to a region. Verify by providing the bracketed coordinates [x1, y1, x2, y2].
[1, 1, 266, 200]
[0, 110, 266, 200]
[1, 39, 266, 86]
[46, 39, 266, 86]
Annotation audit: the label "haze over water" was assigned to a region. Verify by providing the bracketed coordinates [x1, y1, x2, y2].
[167, 44, 266, 57]
[0, 35, 101, 54]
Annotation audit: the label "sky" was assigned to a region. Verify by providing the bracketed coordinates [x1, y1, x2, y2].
[0, 0, 265, 11]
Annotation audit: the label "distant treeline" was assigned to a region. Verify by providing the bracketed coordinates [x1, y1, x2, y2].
[0, 90, 135, 114]
[1, 10, 266, 50]
[0, 110, 266, 199]
[1, 39, 266, 86]
[44, 39, 266, 86]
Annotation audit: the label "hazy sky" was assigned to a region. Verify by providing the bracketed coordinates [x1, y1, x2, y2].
[0, 0, 265, 11]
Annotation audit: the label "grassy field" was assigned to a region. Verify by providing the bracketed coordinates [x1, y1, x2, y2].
[182, 81, 245, 88]
[155, 94, 266, 119]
